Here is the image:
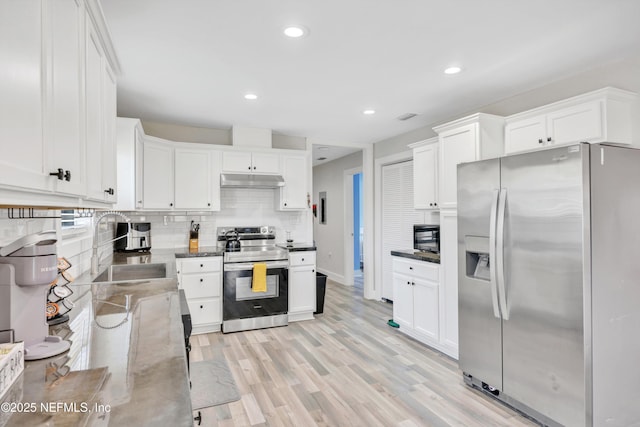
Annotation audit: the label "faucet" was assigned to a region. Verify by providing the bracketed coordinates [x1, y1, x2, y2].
[91, 211, 130, 275]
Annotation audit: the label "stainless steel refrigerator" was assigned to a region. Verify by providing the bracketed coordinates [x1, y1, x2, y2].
[457, 143, 640, 427]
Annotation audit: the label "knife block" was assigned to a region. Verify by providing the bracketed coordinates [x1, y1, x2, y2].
[189, 231, 199, 252]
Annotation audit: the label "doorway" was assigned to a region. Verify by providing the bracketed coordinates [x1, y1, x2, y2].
[353, 172, 363, 289]
[343, 166, 363, 289]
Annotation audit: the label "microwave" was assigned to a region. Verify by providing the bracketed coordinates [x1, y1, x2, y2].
[413, 224, 440, 254]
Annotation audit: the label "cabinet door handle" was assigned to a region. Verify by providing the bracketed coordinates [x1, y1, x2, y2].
[49, 168, 64, 180]
[538, 138, 543, 144]
[64, 170, 72, 182]
[547, 137, 552, 142]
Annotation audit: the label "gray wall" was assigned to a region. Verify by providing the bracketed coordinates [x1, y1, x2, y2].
[312, 150, 363, 283]
[374, 54, 640, 155]
[141, 120, 307, 149]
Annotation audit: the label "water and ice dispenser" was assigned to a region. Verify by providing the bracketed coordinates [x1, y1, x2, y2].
[465, 235, 491, 281]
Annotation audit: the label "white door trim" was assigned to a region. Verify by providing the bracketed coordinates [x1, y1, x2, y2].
[374, 150, 413, 301]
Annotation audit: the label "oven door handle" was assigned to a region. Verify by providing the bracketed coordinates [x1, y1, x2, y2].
[224, 261, 289, 271]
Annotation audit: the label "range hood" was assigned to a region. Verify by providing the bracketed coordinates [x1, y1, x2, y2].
[220, 173, 285, 189]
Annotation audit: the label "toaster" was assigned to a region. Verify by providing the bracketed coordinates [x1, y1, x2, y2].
[115, 222, 151, 252]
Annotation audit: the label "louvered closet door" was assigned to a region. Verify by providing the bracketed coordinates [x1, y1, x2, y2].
[381, 160, 425, 300]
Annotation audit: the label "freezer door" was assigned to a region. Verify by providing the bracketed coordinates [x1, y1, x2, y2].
[457, 158, 502, 389]
[500, 144, 587, 426]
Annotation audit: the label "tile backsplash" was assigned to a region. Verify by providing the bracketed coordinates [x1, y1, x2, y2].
[126, 188, 312, 249]
[0, 188, 312, 278]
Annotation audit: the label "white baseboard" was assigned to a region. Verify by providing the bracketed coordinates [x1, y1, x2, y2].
[317, 267, 346, 286]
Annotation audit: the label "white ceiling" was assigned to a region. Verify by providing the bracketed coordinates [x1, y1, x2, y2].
[101, 0, 640, 152]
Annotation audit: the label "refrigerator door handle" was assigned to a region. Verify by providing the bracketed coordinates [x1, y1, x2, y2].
[489, 189, 501, 318]
[496, 188, 509, 320]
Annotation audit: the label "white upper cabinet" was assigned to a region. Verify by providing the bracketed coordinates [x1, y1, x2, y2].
[85, 12, 118, 203]
[0, 0, 119, 207]
[278, 153, 308, 210]
[141, 140, 174, 210]
[505, 87, 637, 154]
[434, 113, 504, 210]
[136, 137, 222, 211]
[47, 0, 85, 196]
[409, 138, 439, 210]
[174, 148, 219, 210]
[222, 151, 280, 174]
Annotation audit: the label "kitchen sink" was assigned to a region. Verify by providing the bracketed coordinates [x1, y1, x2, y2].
[93, 263, 167, 283]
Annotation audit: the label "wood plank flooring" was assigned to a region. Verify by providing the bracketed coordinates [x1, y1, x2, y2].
[190, 280, 537, 427]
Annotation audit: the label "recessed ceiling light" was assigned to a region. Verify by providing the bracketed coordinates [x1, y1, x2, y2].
[244, 93, 258, 100]
[363, 109, 376, 115]
[444, 66, 462, 75]
[283, 26, 307, 38]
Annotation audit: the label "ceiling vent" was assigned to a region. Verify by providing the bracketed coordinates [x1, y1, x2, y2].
[397, 113, 417, 121]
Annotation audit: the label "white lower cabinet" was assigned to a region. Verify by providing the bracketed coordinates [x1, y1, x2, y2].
[288, 251, 316, 322]
[392, 256, 455, 357]
[176, 256, 222, 334]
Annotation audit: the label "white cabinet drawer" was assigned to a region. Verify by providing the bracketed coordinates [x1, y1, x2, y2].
[289, 251, 316, 267]
[178, 257, 221, 274]
[392, 257, 439, 282]
[181, 272, 221, 299]
[187, 298, 221, 326]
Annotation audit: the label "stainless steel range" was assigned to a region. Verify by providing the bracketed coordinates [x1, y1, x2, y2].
[218, 226, 289, 333]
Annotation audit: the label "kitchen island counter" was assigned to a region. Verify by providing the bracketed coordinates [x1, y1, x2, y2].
[2, 251, 192, 427]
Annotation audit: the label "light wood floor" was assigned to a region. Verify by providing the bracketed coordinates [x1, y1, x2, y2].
[190, 280, 537, 427]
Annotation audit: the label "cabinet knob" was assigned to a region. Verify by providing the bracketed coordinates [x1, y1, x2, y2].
[200, 305, 203, 309]
[170, 203, 173, 207]
[200, 278, 203, 282]
[207, 202, 211, 206]
[301, 258, 304, 262]
[49, 168, 64, 180]
[409, 266, 413, 270]
[64, 170, 72, 182]
[312, 269, 315, 273]
[538, 138, 543, 144]
[429, 203, 433, 206]
[284, 203, 287, 207]
[248, 166, 251, 170]
[253, 166, 256, 170]
[104, 188, 114, 195]
[200, 264, 203, 268]
[547, 137, 552, 142]
[434, 202, 437, 207]
[407, 281, 411, 285]
[412, 282, 415, 286]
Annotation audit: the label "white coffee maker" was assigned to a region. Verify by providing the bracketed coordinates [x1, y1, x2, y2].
[0, 231, 70, 360]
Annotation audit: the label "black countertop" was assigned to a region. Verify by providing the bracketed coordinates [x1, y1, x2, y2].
[391, 249, 440, 264]
[174, 246, 224, 258]
[276, 243, 317, 252]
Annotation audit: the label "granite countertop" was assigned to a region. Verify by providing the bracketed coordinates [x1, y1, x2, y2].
[174, 246, 224, 258]
[276, 243, 317, 252]
[2, 250, 193, 427]
[391, 249, 441, 264]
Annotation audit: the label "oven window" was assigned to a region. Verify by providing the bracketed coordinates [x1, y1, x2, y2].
[235, 275, 279, 300]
